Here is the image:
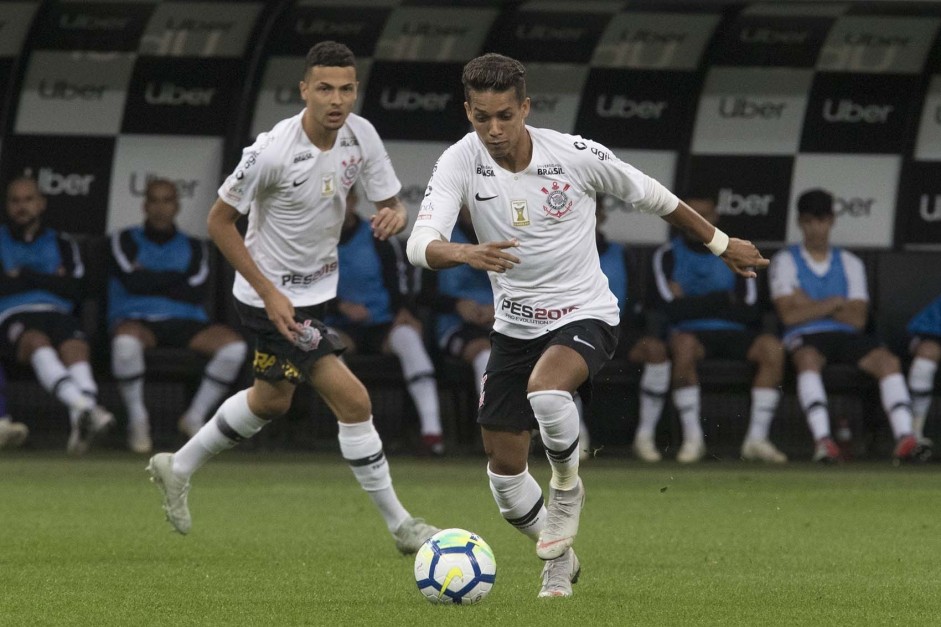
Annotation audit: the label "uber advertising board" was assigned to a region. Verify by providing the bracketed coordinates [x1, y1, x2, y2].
[524, 63, 588, 134]
[483, 7, 611, 63]
[799, 72, 915, 154]
[122, 57, 241, 136]
[914, 74, 941, 160]
[264, 3, 391, 57]
[692, 68, 813, 155]
[711, 14, 833, 67]
[0, 134, 114, 235]
[0, 2, 39, 57]
[108, 135, 224, 238]
[16, 51, 136, 136]
[30, 1, 154, 52]
[896, 161, 941, 249]
[787, 154, 900, 248]
[375, 6, 496, 62]
[360, 61, 467, 141]
[251, 57, 372, 139]
[592, 12, 720, 71]
[684, 155, 793, 244]
[575, 69, 697, 150]
[138, 2, 262, 58]
[383, 140, 452, 229]
[602, 149, 675, 245]
[816, 16, 939, 74]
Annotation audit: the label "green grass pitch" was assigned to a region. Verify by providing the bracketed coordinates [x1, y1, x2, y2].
[1, 452, 939, 626]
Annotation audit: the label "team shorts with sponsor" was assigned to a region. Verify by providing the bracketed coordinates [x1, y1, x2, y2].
[235, 301, 345, 385]
[784, 330, 882, 364]
[113, 318, 213, 348]
[442, 323, 491, 358]
[478, 318, 618, 433]
[0, 311, 86, 360]
[674, 328, 761, 360]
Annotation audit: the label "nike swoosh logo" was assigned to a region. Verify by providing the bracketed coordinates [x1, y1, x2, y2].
[573, 335, 596, 350]
[475, 193, 497, 201]
[292, 177, 309, 187]
[438, 567, 464, 600]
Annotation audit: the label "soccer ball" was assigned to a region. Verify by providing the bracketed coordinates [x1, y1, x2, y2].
[414, 528, 496, 604]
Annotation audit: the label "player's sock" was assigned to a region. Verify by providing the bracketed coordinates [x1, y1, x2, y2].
[338, 417, 410, 533]
[387, 325, 442, 437]
[30, 347, 91, 414]
[472, 349, 489, 396]
[528, 390, 580, 491]
[67, 361, 98, 401]
[798, 371, 830, 440]
[112, 335, 148, 426]
[908, 357, 937, 438]
[879, 373, 914, 439]
[636, 361, 670, 438]
[745, 387, 781, 442]
[172, 389, 267, 478]
[487, 465, 546, 541]
[672, 385, 704, 443]
[184, 341, 247, 425]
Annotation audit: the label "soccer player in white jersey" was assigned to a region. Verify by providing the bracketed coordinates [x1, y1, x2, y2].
[146, 41, 438, 554]
[406, 53, 768, 598]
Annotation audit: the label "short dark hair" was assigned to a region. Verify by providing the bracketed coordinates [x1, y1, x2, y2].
[305, 41, 356, 73]
[462, 53, 526, 103]
[797, 188, 834, 217]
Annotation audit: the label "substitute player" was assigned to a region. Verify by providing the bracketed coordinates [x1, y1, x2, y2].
[406, 53, 767, 598]
[147, 41, 438, 553]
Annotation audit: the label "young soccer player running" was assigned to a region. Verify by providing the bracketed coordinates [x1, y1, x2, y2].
[406, 53, 768, 597]
[146, 41, 438, 554]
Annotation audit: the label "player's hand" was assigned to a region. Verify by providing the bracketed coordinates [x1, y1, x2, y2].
[262, 289, 300, 343]
[720, 238, 769, 278]
[464, 239, 520, 273]
[338, 300, 370, 323]
[371, 207, 405, 240]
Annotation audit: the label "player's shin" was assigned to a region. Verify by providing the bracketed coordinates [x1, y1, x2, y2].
[527, 390, 581, 491]
[487, 465, 546, 541]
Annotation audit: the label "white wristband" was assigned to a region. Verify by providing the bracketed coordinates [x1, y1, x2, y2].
[706, 228, 729, 256]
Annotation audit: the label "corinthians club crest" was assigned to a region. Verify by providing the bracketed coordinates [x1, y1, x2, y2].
[541, 181, 573, 218]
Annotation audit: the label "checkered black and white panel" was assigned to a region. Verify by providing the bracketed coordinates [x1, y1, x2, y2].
[899, 38, 941, 251]
[585, 9, 721, 244]
[0, 2, 39, 162]
[0, 0, 265, 238]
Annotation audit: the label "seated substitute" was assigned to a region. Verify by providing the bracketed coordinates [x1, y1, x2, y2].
[906, 294, 941, 445]
[0, 363, 29, 449]
[108, 179, 248, 454]
[651, 196, 786, 463]
[593, 199, 671, 462]
[769, 189, 923, 463]
[327, 187, 446, 455]
[0, 176, 114, 454]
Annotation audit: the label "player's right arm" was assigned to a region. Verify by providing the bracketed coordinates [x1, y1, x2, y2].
[207, 198, 298, 342]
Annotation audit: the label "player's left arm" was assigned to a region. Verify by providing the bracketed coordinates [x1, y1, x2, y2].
[662, 202, 768, 278]
[370, 195, 407, 240]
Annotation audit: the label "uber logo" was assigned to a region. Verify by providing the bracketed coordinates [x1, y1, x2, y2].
[144, 82, 215, 106]
[596, 96, 667, 119]
[919, 194, 941, 221]
[833, 196, 874, 217]
[59, 13, 131, 31]
[820, 33, 910, 72]
[822, 99, 893, 123]
[380, 87, 450, 111]
[32, 167, 95, 196]
[718, 97, 786, 119]
[274, 86, 303, 105]
[739, 27, 809, 45]
[129, 172, 198, 198]
[530, 96, 559, 112]
[516, 24, 584, 41]
[295, 18, 364, 37]
[37, 79, 106, 101]
[717, 188, 773, 215]
[400, 22, 468, 36]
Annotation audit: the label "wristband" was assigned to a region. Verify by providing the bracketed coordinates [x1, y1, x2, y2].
[706, 228, 729, 256]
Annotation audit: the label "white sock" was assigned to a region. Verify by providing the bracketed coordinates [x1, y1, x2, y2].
[472, 349, 489, 396]
[338, 417, 409, 533]
[30, 347, 91, 413]
[746, 388, 781, 441]
[908, 357, 937, 437]
[487, 465, 546, 541]
[67, 361, 97, 401]
[637, 362, 670, 438]
[528, 390, 580, 491]
[184, 341, 247, 425]
[387, 325, 442, 436]
[172, 389, 267, 478]
[112, 335, 148, 426]
[672, 385, 703, 443]
[880, 373, 914, 439]
[798, 371, 830, 440]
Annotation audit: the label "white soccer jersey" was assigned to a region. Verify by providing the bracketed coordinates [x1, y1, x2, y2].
[415, 126, 676, 339]
[218, 111, 401, 308]
[769, 245, 869, 302]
